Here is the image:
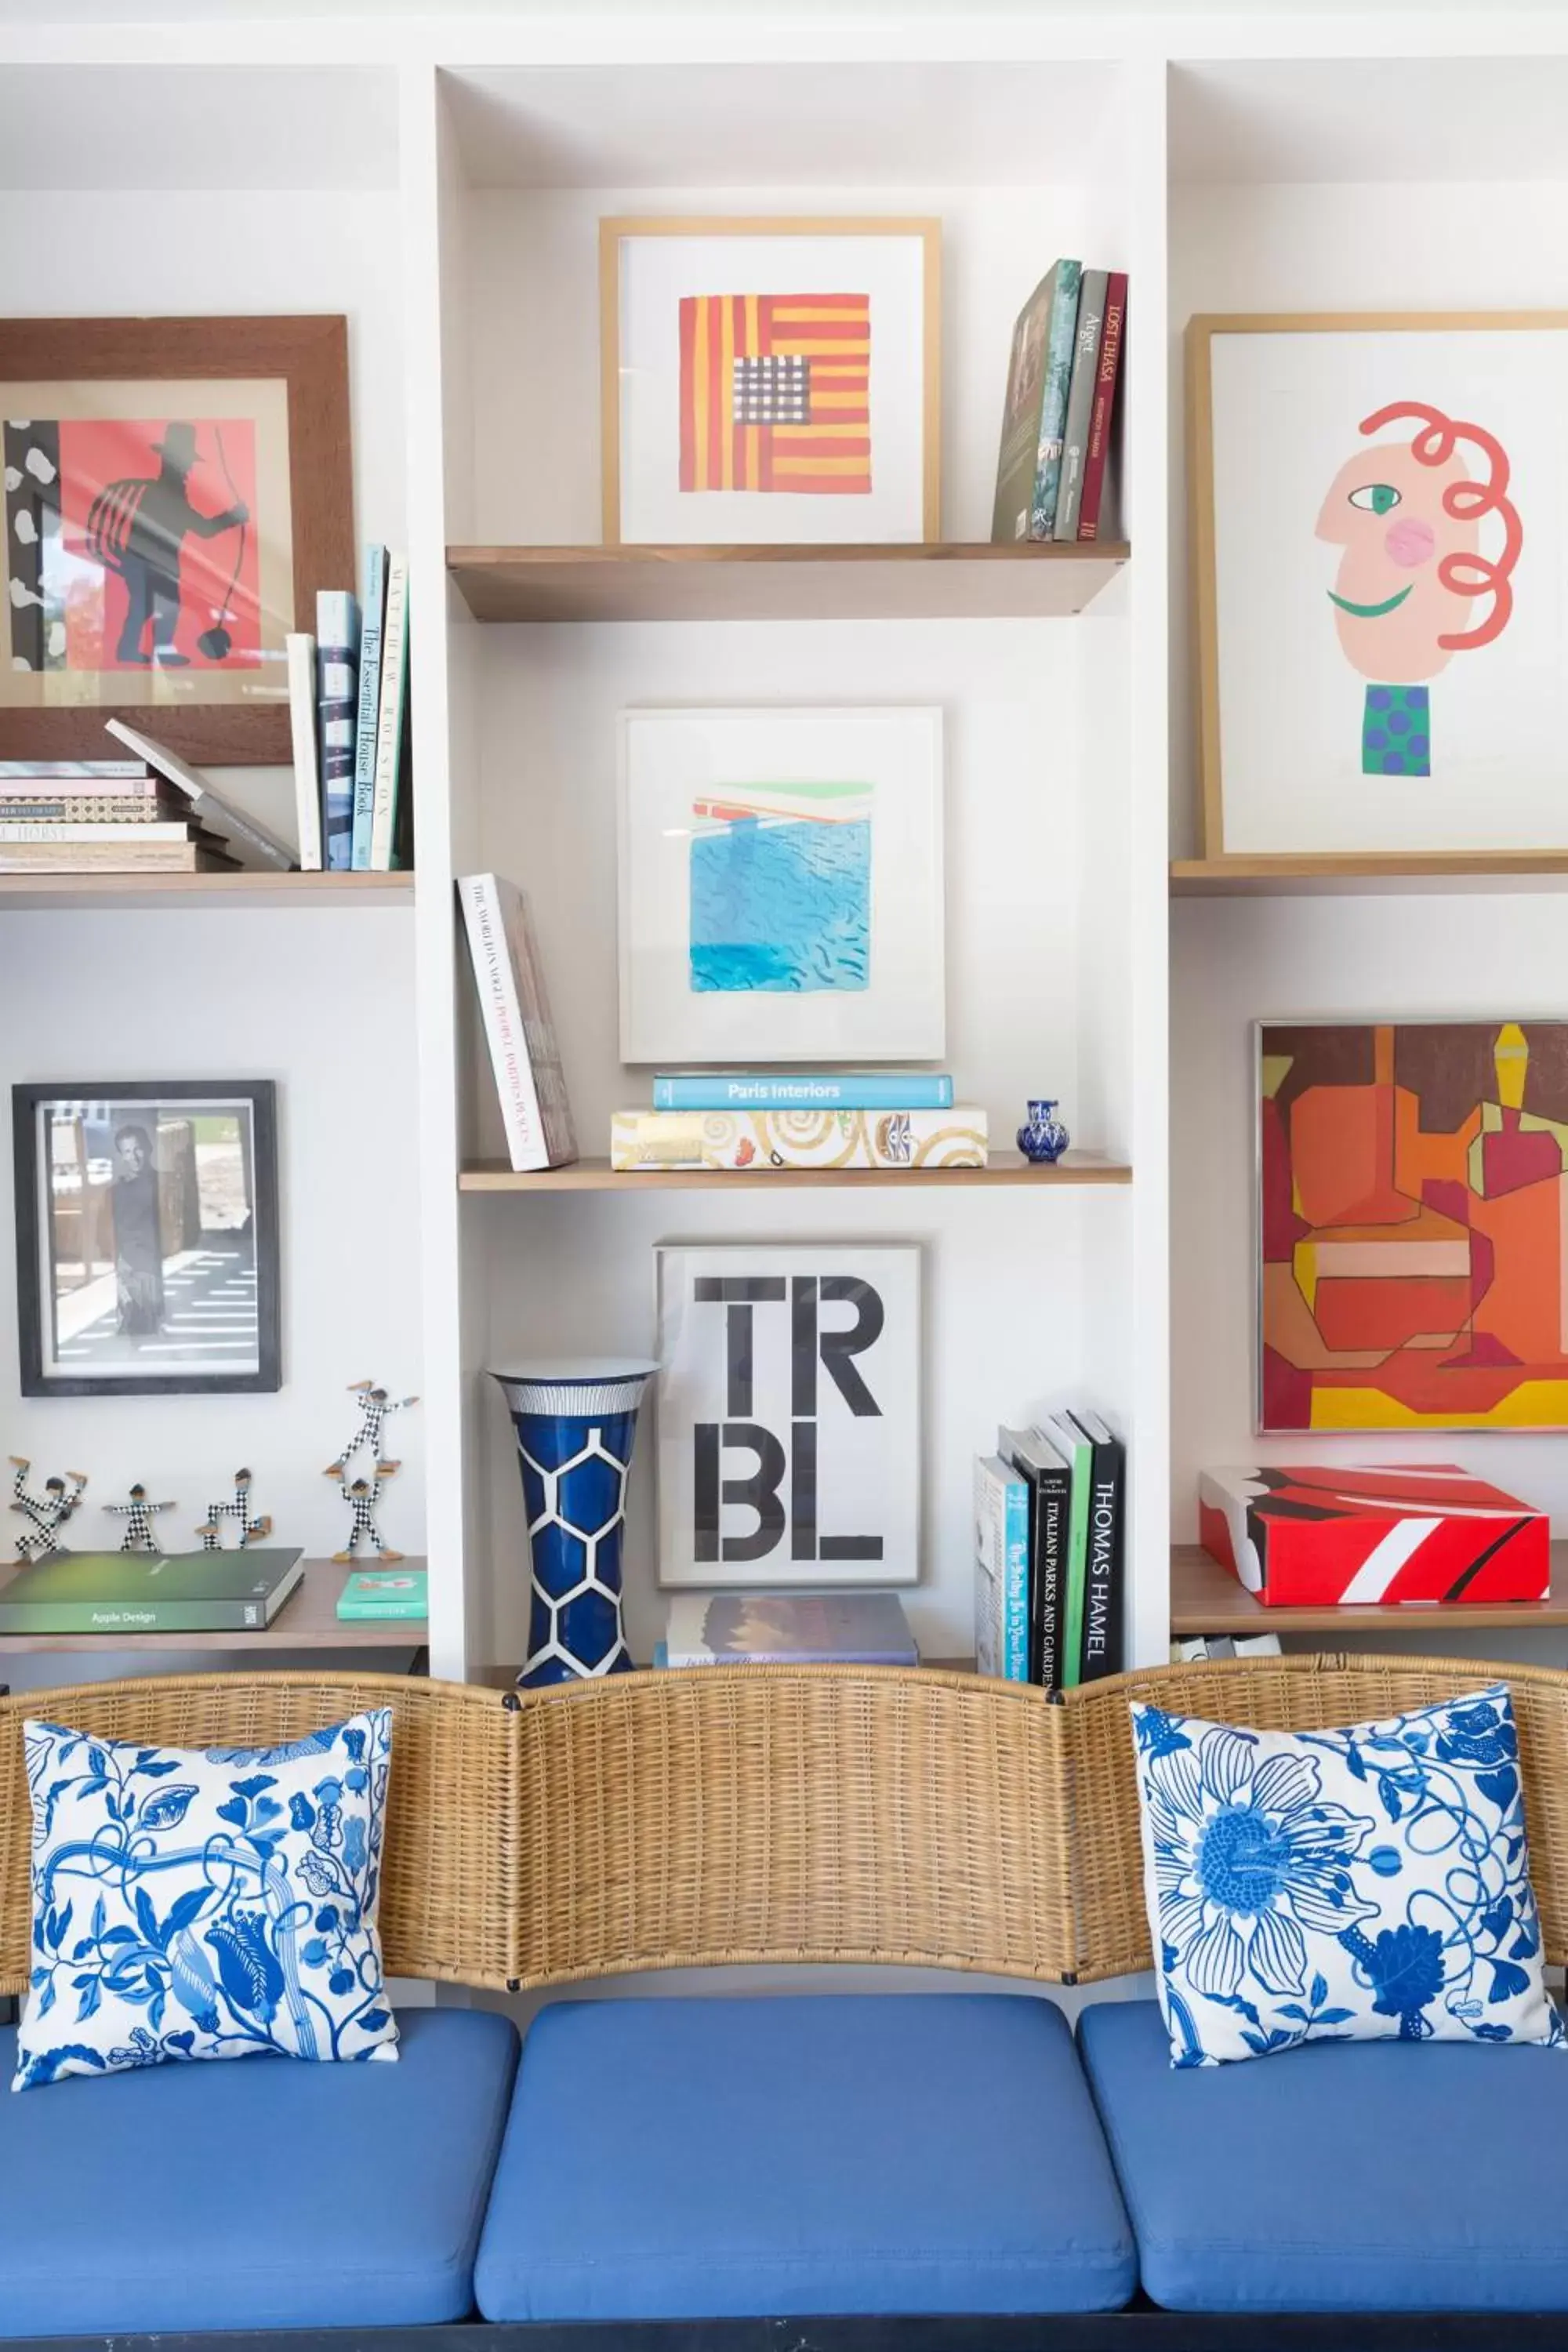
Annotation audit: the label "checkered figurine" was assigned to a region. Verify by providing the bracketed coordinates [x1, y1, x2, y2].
[195, 1467, 274, 1553]
[328, 1381, 419, 1474]
[326, 1459, 403, 1564]
[9, 1457, 88, 1563]
[104, 1483, 175, 1555]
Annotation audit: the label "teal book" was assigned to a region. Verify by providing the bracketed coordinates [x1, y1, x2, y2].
[1041, 1412, 1095, 1688]
[336, 1566, 428, 1621]
[991, 260, 1082, 543]
[973, 1454, 1030, 1682]
[0, 1548, 303, 1635]
[653, 1074, 955, 1111]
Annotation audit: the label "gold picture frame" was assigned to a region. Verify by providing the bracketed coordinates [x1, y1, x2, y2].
[1189, 310, 1568, 863]
[599, 216, 942, 547]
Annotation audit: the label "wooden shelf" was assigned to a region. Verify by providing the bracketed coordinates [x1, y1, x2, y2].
[0, 1559, 428, 1655]
[1171, 1542, 1568, 1637]
[447, 542, 1129, 625]
[0, 870, 414, 912]
[1171, 855, 1568, 898]
[459, 1153, 1132, 1192]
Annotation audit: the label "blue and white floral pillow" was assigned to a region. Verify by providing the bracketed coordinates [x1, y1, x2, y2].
[15, 1710, 398, 2091]
[1131, 1685, 1565, 2067]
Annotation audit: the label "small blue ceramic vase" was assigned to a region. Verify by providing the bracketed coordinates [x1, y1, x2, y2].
[1018, 1099, 1071, 1164]
[489, 1357, 659, 1688]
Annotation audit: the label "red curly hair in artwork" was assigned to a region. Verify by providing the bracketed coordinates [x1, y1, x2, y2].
[1359, 400, 1522, 652]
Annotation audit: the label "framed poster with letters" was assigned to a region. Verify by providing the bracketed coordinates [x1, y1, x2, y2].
[655, 1241, 920, 1588]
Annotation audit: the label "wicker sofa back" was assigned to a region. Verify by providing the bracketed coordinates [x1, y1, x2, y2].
[6, 1652, 1568, 1998]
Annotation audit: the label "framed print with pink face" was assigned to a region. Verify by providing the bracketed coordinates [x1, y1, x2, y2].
[1190, 314, 1568, 857]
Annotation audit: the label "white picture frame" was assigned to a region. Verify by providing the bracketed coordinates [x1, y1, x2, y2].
[618, 705, 946, 1065]
[1192, 313, 1568, 858]
[655, 1241, 920, 1589]
[601, 216, 940, 546]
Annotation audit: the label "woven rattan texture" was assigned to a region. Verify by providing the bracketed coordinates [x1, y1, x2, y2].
[512, 1665, 1071, 1987]
[0, 1672, 517, 1997]
[4, 1657, 1565, 1998]
[1062, 1653, 1568, 1984]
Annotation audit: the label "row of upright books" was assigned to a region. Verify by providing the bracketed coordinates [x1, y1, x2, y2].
[975, 1411, 1125, 1690]
[286, 547, 411, 873]
[992, 260, 1128, 546]
[0, 724, 294, 876]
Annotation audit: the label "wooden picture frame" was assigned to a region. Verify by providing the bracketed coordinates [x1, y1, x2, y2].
[13, 1079, 281, 1399]
[1190, 310, 1568, 864]
[0, 317, 352, 766]
[600, 216, 941, 546]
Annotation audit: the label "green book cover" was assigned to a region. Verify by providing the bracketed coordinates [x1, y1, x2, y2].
[1041, 1414, 1094, 1689]
[336, 1568, 428, 1621]
[0, 1548, 303, 1634]
[991, 260, 1082, 543]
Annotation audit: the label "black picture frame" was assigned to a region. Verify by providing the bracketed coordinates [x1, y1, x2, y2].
[13, 1080, 281, 1399]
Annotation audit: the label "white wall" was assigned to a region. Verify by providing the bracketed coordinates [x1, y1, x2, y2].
[1170, 177, 1568, 1639]
[0, 180, 424, 1617]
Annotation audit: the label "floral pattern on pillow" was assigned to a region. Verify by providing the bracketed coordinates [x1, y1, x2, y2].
[15, 1710, 397, 2091]
[1131, 1684, 1566, 2066]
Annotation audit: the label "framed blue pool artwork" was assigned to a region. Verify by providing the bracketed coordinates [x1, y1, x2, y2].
[617, 705, 945, 1063]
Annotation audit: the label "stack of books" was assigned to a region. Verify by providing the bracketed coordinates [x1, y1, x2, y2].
[975, 1411, 1125, 1690]
[0, 754, 244, 877]
[992, 260, 1128, 545]
[658, 1590, 919, 1668]
[288, 546, 412, 874]
[612, 1074, 987, 1174]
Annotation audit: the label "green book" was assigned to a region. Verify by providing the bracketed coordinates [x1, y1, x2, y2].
[1041, 1414, 1094, 1690]
[0, 1548, 303, 1635]
[336, 1567, 428, 1622]
[991, 259, 1083, 543]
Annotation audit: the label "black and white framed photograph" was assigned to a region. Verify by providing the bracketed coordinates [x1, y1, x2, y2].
[13, 1080, 280, 1397]
[655, 1241, 920, 1588]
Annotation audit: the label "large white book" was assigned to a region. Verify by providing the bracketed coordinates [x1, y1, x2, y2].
[285, 631, 321, 870]
[368, 553, 409, 873]
[457, 872, 578, 1172]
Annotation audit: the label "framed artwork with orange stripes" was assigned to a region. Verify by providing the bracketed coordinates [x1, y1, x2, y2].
[601, 217, 940, 546]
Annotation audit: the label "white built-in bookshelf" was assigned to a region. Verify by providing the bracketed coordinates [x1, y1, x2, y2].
[6, 11, 1568, 1691]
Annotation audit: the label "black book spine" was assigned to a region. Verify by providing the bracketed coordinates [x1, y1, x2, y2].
[1079, 1433, 1124, 1682]
[1033, 1464, 1072, 1691]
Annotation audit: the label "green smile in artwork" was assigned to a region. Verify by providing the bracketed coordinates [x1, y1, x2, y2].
[1327, 584, 1414, 619]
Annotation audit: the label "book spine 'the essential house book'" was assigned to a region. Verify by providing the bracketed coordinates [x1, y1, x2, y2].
[350, 545, 389, 872]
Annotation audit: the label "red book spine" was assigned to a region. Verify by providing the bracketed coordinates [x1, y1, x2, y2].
[1076, 272, 1127, 542]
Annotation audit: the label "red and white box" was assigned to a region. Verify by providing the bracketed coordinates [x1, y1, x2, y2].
[1199, 1465, 1549, 1609]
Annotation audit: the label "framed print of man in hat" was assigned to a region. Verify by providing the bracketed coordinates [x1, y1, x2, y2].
[0, 317, 351, 764]
[85, 419, 250, 670]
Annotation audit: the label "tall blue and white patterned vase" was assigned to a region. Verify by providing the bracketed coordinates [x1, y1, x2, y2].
[489, 1358, 659, 1689]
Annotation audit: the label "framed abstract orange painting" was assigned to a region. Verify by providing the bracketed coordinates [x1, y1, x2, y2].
[1257, 1018, 1568, 1432]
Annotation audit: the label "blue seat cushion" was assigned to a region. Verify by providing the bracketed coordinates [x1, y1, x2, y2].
[0, 2007, 518, 2336]
[475, 1991, 1135, 2320]
[1080, 1996, 1568, 2313]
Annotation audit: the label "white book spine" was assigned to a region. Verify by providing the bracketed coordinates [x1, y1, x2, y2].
[286, 633, 321, 870]
[458, 873, 549, 1173]
[369, 555, 409, 873]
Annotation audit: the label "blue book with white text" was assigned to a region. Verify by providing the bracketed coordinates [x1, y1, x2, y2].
[652, 1073, 954, 1111]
